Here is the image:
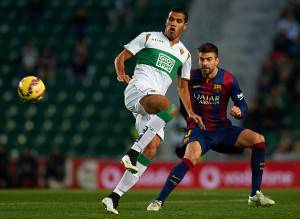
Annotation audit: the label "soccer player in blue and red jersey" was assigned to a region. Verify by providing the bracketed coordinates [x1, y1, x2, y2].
[147, 43, 275, 211]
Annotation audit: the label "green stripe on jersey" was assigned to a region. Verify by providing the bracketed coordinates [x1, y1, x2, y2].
[136, 48, 182, 80]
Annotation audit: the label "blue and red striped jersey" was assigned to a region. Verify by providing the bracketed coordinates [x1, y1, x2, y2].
[180, 68, 248, 131]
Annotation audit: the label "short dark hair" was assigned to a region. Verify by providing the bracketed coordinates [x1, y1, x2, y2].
[198, 43, 218, 56]
[170, 8, 188, 23]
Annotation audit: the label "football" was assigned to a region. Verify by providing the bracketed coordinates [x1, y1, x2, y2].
[17, 76, 46, 102]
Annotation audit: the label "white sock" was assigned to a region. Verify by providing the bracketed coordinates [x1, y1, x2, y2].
[131, 115, 166, 153]
[113, 162, 148, 197]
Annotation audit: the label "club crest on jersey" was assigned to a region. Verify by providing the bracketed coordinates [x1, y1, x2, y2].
[213, 84, 222, 93]
[156, 53, 175, 73]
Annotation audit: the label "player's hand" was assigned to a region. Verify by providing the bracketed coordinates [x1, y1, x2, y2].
[117, 74, 131, 83]
[189, 112, 206, 130]
[230, 105, 241, 118]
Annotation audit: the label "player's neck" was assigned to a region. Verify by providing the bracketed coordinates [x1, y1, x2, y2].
[163, 32, 180, 46]
[210, 68, 218, 78]
[169, 39, 179, 46]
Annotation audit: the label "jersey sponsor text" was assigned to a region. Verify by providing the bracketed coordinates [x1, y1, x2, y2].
[156, 53, 175, 73]
[193, 93, 220, 105]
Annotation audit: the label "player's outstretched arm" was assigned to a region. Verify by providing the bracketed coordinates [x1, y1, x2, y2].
[177, 78, 206, 129]
[114, 49, 133, 83]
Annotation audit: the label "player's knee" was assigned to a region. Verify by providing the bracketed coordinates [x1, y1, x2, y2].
[254, 133, 265, 144]
[143, 145, 157, 159]
[169, 105, 177, 116]
[157, 104, 176, 123]
[184, 152, 200, 166]
[143, 138, 160, 159]
[251, 133, 266, 149]
[184, 141, 201, 165]
[184, 157, 198, 166]
[260, 135, 265, 143]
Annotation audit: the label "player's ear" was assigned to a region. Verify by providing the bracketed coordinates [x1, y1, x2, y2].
[216, 57, 220, 65]
[183, 23, 188, 31]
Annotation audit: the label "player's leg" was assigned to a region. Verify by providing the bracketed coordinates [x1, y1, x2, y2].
[147, 140, 202, 211]
[123, 94, 176, 173]
[235, 129, 275, 207]
[102, 136, 161, 214]
[113, 137, 160, 196]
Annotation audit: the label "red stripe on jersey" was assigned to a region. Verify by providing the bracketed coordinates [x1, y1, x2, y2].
[200, 79, 216, 131]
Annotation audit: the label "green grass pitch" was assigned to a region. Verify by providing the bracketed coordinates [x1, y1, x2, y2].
[0, 189, 300, 219]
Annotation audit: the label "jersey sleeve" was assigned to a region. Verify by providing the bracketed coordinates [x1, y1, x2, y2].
[179, 52, 191, 80]
[123, 32, 148, 55]
[230, 77, 248, 119]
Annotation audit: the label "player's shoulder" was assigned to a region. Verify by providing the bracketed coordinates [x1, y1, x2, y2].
[141, 31, 164, 38]
[135, 31, 157, 39]
[220, 68, 239, 89]
[190, 68, 199, 76]
[139, 31, 169, 44]
[221, 68, 236, 80]
[176, 41, 191, 62]
[190, 69, 201, 81]
[178, 41, 190, 54]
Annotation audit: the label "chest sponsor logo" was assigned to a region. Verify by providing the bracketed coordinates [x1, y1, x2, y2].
[193, 93, 220, 105]
[156, 53, 175, 73]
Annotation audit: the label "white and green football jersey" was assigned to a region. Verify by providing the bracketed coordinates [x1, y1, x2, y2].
[124, 31, 191, 95]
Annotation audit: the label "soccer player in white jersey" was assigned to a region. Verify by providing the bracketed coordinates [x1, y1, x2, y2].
[102, 8, 204, 214]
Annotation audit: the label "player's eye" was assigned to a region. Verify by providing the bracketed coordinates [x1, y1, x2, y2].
[176, 19, 183, 23]
[169, 17, 174, 22]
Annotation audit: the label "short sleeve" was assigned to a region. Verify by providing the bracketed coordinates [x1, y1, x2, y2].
[123, 32, 148, 55]
[179, 52, 191, 80]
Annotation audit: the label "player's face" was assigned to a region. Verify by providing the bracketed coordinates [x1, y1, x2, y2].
[165, 12, 187, 41]
[199, 52, 219, 77]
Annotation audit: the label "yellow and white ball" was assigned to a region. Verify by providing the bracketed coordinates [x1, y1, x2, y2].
[17, 76, 45, 102]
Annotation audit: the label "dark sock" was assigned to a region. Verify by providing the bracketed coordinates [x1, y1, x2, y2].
[108, 192, 120, 208]
[251, 142, 265, 197]
[126, 149, 139, 165]
[156, 158, 194, 202]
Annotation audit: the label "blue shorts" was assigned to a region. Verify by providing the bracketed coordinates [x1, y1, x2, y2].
[175, 125, 245, 158]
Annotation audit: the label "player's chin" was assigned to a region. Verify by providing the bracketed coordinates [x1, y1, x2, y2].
[166, 33, 175, 40]
[168, 30, 179, 38]
[202, 70, 210, 76]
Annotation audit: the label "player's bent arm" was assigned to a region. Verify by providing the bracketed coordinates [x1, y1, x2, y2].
[114, 49, 134, 83]
[238, 101, 248, 118]
[177, 78, 193, 115]
[177, 77, 205, 129]
[230, 77, 248, 119]
[231, 94, 248, 119]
